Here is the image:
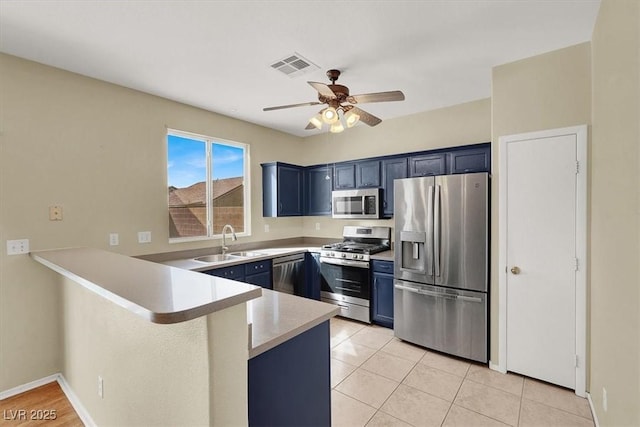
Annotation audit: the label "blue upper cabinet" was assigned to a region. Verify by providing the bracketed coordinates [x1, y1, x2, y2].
[334, 163, 356, 189]
[449, 145, 491, 174]
[381, 157, 408, 217]
[304, 166, 333, 216]
[356, 160, 381, 188]
[261, 162, 303, 217]
[409, 153, 447, 177]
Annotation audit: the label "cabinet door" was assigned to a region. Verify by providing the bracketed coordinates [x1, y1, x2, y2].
[382, 158, 408, 217]
[356, 160, 381, 188]
[278, 165, 303, 216]
[304, 166, 333, 216]
[372, 271, 394, 328]
[449, 146, 491, 174]
[304, 252, 321, 300]
[409, 154, 447, 177]
[205, 266, 245, 282]
[334, 163, 356, 189]
[245, 271, 272, 289]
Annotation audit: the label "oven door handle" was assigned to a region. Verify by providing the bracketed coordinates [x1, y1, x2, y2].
[320, 257, 370, 269]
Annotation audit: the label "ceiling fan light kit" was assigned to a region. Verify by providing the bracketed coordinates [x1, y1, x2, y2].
[344, 108, 360, 128]
[321, 107, 339, 124]
[264, 69, 405, 133]
[309, 114, 323, 130]
[330, 121, 345, 133]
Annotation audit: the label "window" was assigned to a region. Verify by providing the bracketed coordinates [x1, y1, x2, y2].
[167, 129, 249, 241]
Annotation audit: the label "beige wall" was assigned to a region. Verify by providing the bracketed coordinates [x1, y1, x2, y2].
[0, 53, 492, 394]
[59, 275, 247, 425]
[300, 99, 492, 239]
[0, 53, 304, 392]
[590, 0, 640, 425]
[491, 42, 592, 364]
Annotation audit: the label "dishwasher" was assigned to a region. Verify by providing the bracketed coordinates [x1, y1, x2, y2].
[272, 253, 305, 295]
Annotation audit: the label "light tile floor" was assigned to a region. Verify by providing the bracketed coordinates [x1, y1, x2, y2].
[330, 317, 594, 427]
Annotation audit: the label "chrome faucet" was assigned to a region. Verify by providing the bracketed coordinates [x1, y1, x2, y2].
[221, 224, 237, 254]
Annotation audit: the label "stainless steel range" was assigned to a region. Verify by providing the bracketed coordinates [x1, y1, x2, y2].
[320, 226, 391, 323]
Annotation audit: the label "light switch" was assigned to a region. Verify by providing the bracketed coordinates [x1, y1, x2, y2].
[109, 233, 119, 246]
[138, 231, 151, 243]
[49, 205, 63, 221]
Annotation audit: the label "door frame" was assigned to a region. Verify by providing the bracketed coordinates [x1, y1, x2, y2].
[497, 125, 587, 397]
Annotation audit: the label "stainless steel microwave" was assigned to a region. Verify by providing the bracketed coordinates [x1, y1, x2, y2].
[332, 188, 382, 219]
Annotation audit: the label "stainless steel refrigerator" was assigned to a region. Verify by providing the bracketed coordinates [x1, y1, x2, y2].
[394, 172, 488, 362]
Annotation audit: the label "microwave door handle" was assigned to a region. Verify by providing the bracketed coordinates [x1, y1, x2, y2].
[434, 184, 441, 277]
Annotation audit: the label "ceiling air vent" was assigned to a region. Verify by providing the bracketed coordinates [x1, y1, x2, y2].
[270, 53, 319, 78]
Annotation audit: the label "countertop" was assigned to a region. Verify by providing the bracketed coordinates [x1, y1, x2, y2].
[370, 250, 394, 262]
[30, 247, 263, 324]
[160, 246, 322, 271]
[156, 244, 339, 357]
[247, 288, 338, 358]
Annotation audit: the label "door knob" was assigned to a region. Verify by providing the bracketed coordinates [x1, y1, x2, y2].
[510, 266, 521, 275]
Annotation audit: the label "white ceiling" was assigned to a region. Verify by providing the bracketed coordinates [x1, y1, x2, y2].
[0, 0, 600, 137]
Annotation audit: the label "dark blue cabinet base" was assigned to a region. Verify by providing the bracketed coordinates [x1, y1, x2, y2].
[249, 321, 331, 426]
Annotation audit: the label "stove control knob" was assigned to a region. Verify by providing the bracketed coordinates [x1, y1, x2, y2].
[359, 254, 364, 260]
[341, 253, 346, 258]
[351, 254, 357, 259]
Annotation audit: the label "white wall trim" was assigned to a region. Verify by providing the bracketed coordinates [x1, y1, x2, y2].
[0, 374, 59, 400]
[56, 375, 97, 427]
[0, 374, 95, 427]
[489, 361, 506, 373]
[587, 393, 601, 427]
[498, 125, 588, 396]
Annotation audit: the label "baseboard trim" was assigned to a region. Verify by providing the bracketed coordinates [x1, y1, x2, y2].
[587, 392, 600, 427]
[489, 361, 506, 373]
[56, 375, 96, 427]
[0, 374, 95, 427]
[0, 374, 59, 400]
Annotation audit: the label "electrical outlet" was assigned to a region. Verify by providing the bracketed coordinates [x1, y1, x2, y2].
[109, 233, 119, 246]
[7, 239, 29, 255]
[264, 224, 270, 233]
[137, 231, 151, 243]
[49, 205, 63, 221]
[315, 222, 321, 231]
[98, 376, 104, 398]
[603, 387, 607, 411]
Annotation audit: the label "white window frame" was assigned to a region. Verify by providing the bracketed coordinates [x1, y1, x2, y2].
[167, 128, 251, 243]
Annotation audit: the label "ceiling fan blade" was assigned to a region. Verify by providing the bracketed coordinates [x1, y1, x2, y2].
[263, 101, 322, 111]
[346, 90, 405, 104]
[351, 107, 382, 127]
[308, 82, 337, 99]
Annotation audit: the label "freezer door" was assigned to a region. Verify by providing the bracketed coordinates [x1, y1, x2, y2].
[394, 176, 435, 284]
[394, 280, 487, 362]
[434, 173, 488, 292]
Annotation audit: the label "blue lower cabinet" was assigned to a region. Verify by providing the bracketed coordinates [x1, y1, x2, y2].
[304, 252, 321, 300]
[204, 265, 245, 282]
[245, 260, 273, 289]
[249, 321, 331, 426]
[371, 260, 394, 328]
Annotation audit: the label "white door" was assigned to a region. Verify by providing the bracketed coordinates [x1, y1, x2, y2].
[503, 132, 580, 389]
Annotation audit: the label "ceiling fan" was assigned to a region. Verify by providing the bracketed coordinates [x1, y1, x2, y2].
[263, 69, 405, 133]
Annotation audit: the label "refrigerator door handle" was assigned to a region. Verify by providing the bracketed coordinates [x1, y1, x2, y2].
[426, 185, 434, 276]
[456, 295, 483, 303]
[394, 284, 457, 300]
[434, 184, 441, 277]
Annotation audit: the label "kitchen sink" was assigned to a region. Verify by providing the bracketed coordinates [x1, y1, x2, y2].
[193, 254, 240, 263]
[227, 251, 267, 258]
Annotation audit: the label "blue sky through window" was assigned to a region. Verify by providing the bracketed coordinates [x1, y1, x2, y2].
[168, 134, 244, 188]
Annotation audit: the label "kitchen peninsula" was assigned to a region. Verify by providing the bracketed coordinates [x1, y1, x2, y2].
[30, 247, 338, 426]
